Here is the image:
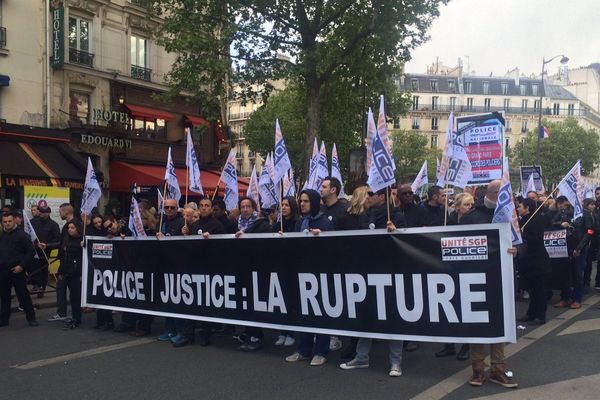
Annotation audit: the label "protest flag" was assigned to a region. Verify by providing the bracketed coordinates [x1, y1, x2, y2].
[247, 165, 261, 206]
[186, 129, 203, 200]
[273, 119, 292, 184]
[128, 196, 146, 238]
[493, 157, 523, 245]
[331, 143, 345, 196]
[411, 160, 428, 194]
[219, 148, 239, 211]
[164, 147, 182, 203]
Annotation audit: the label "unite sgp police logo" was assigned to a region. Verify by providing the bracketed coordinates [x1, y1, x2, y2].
[92, 243, 113, 259]
[440, 236, 488, 261]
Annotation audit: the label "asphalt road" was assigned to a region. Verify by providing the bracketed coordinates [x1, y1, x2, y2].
[1, 294, 599, 400]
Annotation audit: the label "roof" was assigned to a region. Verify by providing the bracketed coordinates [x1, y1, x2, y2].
[544, 83, 578, 100]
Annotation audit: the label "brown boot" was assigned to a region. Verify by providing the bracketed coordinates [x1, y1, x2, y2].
[489, 366, 518, 388]
[468, 369, 485, 386]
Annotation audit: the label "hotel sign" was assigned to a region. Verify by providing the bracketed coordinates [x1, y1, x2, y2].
[80, 133, 132, 149]
[93, 108, 130, 124]
[51, 0, 64, 69]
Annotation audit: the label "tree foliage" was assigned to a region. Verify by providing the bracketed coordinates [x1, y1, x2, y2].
[513, 118, 600, 185]
[152, 0, 448, 178]
[391, 130, 442, 184]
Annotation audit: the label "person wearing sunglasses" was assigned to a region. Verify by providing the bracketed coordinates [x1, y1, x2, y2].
[395, 184, 426, 228]
[157, 198, 184, 237]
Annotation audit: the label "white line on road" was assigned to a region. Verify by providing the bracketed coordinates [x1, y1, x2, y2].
[11, 337, 155, 370]
[557, 318, 600, 336]
[411, 295, 600, 400]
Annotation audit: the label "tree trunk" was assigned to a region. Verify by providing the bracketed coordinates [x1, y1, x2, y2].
[302, 79, 321, 185]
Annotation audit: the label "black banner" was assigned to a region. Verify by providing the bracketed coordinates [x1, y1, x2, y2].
[82, 224, 516, 343]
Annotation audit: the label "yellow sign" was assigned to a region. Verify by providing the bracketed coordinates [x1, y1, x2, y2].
[24, 186, 70, 228]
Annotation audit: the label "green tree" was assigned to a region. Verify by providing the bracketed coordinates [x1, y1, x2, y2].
[392, 130, 442, 184]
[152, 0, 448, 179]
[513, 118, 600, 185]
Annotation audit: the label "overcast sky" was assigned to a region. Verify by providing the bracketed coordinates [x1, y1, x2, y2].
[405, 0, 599, 77]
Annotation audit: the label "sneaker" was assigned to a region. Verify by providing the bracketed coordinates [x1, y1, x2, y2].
[238, 337, 263, 352]
[170, 334, 182, 344]
[283, 335, 295, 347]
[489, 370, 518, 388]
[17, 306, 24, 312]
[47, 314, 67, 322]
[340, 358, 369, 370]
[157, 332, 177, 341]
[570, 302, 582, 309]
[233, 332, 249, 344]
[389, 364, 402, 377]
[310, 355, 327, 366]
[275, 335, 286, 346]
[468, 370, 485, 386]
[285, 352, 310, 362]
[329, 336, 342, 351]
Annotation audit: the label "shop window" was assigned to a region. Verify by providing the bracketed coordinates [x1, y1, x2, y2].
[131, 117, 166, 139]
[69, 91, 90, 124]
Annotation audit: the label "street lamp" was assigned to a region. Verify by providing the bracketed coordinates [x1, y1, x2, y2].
[536, 54, 569, 165]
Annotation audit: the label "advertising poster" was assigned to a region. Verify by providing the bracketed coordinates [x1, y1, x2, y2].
[24, 186, 70, 228]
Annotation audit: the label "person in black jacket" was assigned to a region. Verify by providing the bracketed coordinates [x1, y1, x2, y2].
[30, 205, 60, 297]
[396, 184, 426, 228]
[157, 198, 185, 237]
[213, 198, 238, 234]
[571, 198, 597, 309]
[285, 189, 333, 367]
[273, 196, 299, 234]
[60, 220, 84, 329]
[320, 177, 349, 229]
[0, 211, 38, 327]
[516, 198, 551, 325]
[420, 185, 447, 227]
[337, 186, 369, 231]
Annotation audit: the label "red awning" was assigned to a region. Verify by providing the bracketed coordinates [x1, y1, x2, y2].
[109, 161, 248, 196]
[126, 104, 176, 121]
[185, 115, 211, 128]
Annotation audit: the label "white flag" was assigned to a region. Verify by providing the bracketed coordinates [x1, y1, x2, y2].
[247, 165, 260, 206]
[366, 107, 377, 173]
[306, 139, 319, 190]
[164, 147, 182, 203]
[219, 149, 239, 211]
[439, 113, 472, 189]
[186, 129, 203, 195]
[81, 157, 102, 215]
[314, 141, 328, 190]
[557, 160, 584, 220]
[436, 158, 441, 183]
[273, 119, 292, 184]
[128, 196, 146, 238]
[411, 160, 428, 193]
[493, 157, 523, 245]
[330, 143, 345, 196]
[377, 95, 395, 170]
[157, 188, 165, 215]
[523, 173, 536, 197]
[367, 128, 396, 192]
[258, 156, 277, 209]
[22, 212, 40, 259]
[283, 169, 296, 197]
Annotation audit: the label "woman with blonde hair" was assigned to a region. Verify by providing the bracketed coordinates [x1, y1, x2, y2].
[337, 186, 370, 231]
[448, 192, 474, 225]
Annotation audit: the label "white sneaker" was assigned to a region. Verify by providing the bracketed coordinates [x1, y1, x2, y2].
[329, 336, 342, 351]
[340, 358, 369, 370]
[275, 335, 286, 346]
[389, 364, 402, 377]
[47, 314, 67, 322]
[310, 355, 327, 366]
[285, 352, 310, 362]
[283, 335, 295, 346]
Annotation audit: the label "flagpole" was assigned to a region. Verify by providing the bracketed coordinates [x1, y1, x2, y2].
[386, 186, 391, 222]
[211, 180, 221, 201]
[280, 183, 284, 232]
[81, 190, 90, 239]
[185, 166, 189, 205]
[520, 185, 560, 231]
[158, 180, 168, 235]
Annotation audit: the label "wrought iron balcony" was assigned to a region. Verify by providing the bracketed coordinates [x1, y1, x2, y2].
[69, 48, 94, 68]
[131, 65, 152, 81]
[0, 27, 6, 49]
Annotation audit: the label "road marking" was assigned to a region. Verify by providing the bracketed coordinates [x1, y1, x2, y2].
[557, 318, 600, 336]
[11, 338, 155, 370]
[411, 295, 600, 400]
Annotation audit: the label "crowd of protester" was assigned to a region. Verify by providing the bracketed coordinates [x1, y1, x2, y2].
[2, 177, 600, 388]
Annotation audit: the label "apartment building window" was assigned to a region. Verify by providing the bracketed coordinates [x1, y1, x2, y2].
[430, 80, 438, 92]
[532, 84, 539, 96]
[411, 117, 420, 130]
[466, 97, 474, 110]
[501, 82, 508, 95]
[431, 136, 438, 148]
[484, 98, 491, 111]
[412, 96, 419, 110]
[448, 80, 455, 92]
[553, 103, 560, 115]
[519, 84, 527, 95]
[505, 138, 510, 149]
[236, 143, 244, 158]
[411, 79, 419, 91]
[505, 118, 512, 132]
[533, 100, 541, 112]
[131, 35, 151, 81]
[521, 99, 528, 112]
[568, 103, 575, 116]
[431, 96, 439, 110]
[449, 97, 456, 111]
[464, 80, 472, 94]
[483, 81, 489, 95]
[68, 17, 93, 67]
[521, 119, 528, 133]
[431, 117, 439, 131]
[393, 117, 400, 129]
[69, 91, 90, 124]
[503, 99, 510, 110]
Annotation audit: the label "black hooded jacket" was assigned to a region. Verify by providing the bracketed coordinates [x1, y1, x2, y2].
[296, 189, 334, 232]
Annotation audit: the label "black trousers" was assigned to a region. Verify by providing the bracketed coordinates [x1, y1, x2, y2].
[525, 274, 547, 320]
[63, 273, 82, 323]
[28, 258, 49, 290]
[0, 270, 36, 324]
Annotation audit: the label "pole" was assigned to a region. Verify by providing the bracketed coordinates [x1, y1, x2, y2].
[211, 182, 221, 201]
[443, 183, 449, 226]
[386, 186, 391, 222]
[279, 183, 284, 232]
[158, 180, 168, 235]
[185, 164, 189, 205]
[520, 185, 560, 231]
[536, 58, 546, 166]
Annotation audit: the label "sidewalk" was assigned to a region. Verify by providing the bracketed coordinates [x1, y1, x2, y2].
[10, 275, 59, 312]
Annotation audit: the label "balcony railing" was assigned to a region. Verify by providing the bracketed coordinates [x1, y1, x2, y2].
[0, 27, 6, 49]
[409, 104, 598, 117]
[229, 112, 251, 121]
[131, 65, 152, 81]
[69, 48, 94, 68]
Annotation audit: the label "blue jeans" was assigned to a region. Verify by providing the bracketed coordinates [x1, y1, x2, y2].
[355, 338, 403, 366]
[298, 333, 329, 357]
[574, 246, 589, 302]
